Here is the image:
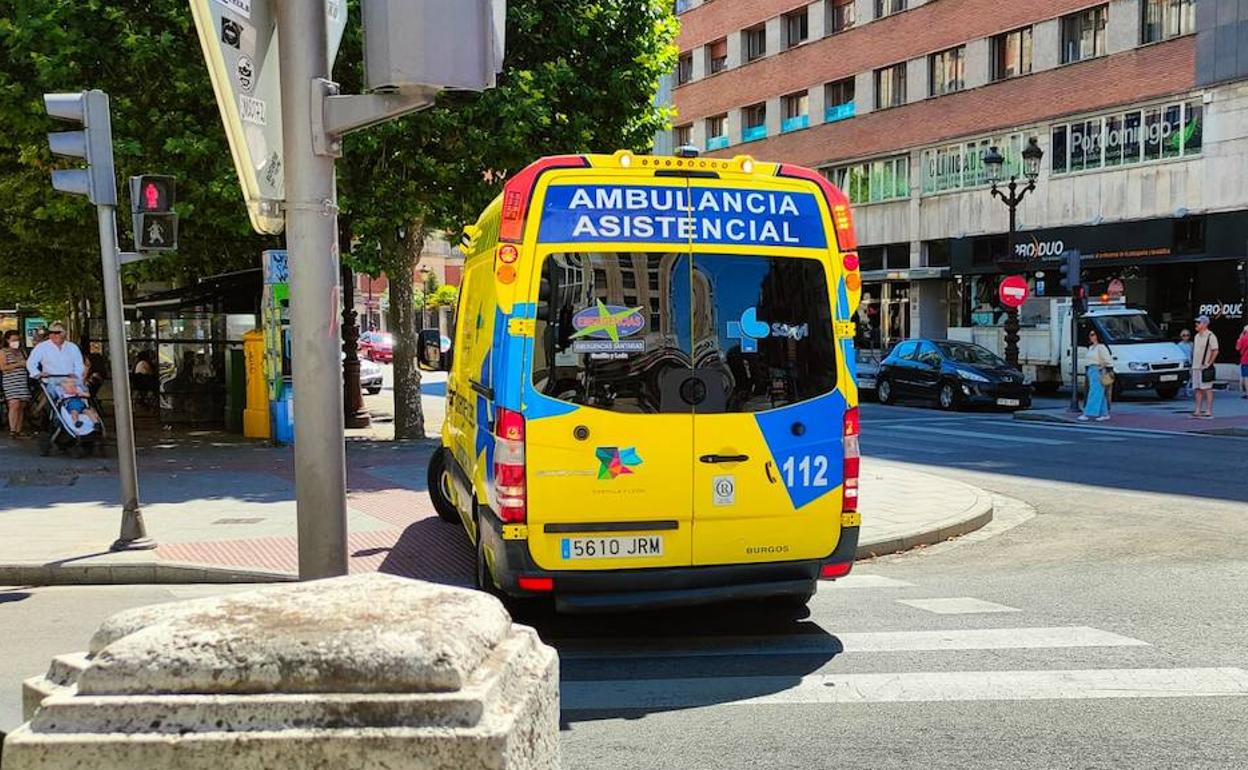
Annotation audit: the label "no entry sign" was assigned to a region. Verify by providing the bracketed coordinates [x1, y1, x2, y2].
[999, 275, 1029, 308]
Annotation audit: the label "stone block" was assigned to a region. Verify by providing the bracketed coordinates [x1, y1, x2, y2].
[4, 574, 559, 770]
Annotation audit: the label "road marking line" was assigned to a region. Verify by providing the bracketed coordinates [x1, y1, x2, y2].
[859, 440, 952, 454]
[873, 424, 1070, 445]
[818, 574, 914, 589]
[897, 597, 1020, 614]
[1003, 422, 1128, 441]
[558, 626, 1147, 660]
[562, 668, 1248, 710]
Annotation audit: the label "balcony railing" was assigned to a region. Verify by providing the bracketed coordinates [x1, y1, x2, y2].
[706, 135, 730, 151]
[825, 102, 856, 123]
[781, 114, 810, 133]
[742, 125, 767, 142]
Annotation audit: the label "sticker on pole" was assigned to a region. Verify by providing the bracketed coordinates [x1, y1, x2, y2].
[998, 275, 1029, 309]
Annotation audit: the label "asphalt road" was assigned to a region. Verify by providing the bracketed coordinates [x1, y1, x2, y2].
[4, 398, 1248, 768]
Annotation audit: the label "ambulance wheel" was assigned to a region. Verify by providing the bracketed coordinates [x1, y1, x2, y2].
[427, 448, 459, 524]
[877, 377, 895, 405]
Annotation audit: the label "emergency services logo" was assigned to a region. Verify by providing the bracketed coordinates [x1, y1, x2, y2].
[596, 446, 643, 480]
[571, 301, 645, 341]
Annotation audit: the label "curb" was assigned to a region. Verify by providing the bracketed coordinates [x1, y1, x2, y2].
[855, 474, 994, 560]
[0, 561, 295, 587]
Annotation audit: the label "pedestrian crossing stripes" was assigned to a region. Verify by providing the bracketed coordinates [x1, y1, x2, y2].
[558, 626, 1147, 660]
[871, 424, 1072, 446]
[557, 576, 1243, 714]
[562, 668, 1248, 710]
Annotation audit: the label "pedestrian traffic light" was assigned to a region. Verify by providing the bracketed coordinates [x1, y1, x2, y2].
[1059, 250, 1082, 292]
[129, 175, 178, 252]
[43, 90, 117, 206]
[1073, 285, 1089, 314]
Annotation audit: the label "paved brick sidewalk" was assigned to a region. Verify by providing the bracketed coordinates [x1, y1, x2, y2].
[1018, 387, 1248, 437]
[0, 437, 991, 585]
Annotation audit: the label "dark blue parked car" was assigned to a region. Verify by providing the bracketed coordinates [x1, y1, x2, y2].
[876, 339, 1032, 411]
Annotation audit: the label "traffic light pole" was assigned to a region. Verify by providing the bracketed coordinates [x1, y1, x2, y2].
[276, 0, 348, 579]
[98, 202, 153, 551]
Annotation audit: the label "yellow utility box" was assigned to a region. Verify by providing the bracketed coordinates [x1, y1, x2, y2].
[242, 329, 270, 439]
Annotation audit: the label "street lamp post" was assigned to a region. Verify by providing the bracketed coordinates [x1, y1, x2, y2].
[983, 137, 1045, 368]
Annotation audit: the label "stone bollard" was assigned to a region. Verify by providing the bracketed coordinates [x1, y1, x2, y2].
[3, 574, 559, 770]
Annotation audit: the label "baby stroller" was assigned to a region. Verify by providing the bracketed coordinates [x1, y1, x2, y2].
[37, 376, 107, 458]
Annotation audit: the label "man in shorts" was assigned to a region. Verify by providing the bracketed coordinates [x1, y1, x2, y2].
[1191, 315, 1219, 418]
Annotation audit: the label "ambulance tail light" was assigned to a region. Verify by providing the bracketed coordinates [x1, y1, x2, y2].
[493, 407, 527, 523]
[842, 407, 860, 513]
[820, 561, 853, 579]
[776, 163, 858, 251]
[499, 155, 589, 243]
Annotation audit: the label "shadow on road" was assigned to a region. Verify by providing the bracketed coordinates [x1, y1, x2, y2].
[510, 602, 842, 728]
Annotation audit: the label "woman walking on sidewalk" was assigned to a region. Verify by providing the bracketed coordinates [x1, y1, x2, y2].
[1079, 329, 1112, 422]
[1237, 324, 1248, 399]
[1, 330, 31, 438]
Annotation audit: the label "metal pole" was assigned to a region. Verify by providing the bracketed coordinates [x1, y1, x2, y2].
[276, 0, 348, 579]
[1002, 181, 1021, 368]
[1070, 294, 1081, 413]
[100, 204, 153, 551]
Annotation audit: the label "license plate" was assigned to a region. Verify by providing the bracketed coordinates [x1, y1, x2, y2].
[1161, 374, 1178, 382]
[561, 536, 663, 560]
[997, 398, 1021, 407]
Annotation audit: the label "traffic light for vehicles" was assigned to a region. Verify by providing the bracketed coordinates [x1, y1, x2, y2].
[43, 90, 117, 205]
[1059, 250, 1082, 292]
[129, 175, 178, 252]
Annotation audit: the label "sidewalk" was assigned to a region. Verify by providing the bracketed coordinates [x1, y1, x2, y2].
[0, 437, 993, 586]
[1017, 386, 1248, 437]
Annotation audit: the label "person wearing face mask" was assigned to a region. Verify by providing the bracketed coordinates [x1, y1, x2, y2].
[1, 330, 31, 438]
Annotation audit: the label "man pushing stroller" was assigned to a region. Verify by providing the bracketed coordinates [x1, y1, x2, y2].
[25, 321, 104, 453]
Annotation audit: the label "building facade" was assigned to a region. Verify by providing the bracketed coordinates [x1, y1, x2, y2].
[666, 0, 1248, 360]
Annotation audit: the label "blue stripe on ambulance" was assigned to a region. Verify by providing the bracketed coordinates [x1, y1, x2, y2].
[753, 390, 847, 509]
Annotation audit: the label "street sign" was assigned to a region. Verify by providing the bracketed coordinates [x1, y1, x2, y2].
[999, 275, 1029, 308]
[189, 0, 347, 235]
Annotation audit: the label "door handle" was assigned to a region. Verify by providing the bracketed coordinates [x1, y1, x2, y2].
[700, 454, 749, 464]
[764, 461, 777, 483]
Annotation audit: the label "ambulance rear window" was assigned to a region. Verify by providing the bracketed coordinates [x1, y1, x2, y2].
[532, 251, 692, 414]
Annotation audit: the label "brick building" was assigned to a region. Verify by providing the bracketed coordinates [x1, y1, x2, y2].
[664, 0, 1248, 359]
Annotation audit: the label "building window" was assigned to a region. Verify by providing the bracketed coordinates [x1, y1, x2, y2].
[991, 26, 1033, 81]
[783, 9, 809, 49]
[743, 24, 766, 62]
[1142, 0, 1195, 43]
[677, 52, 693, 84]
[674, 124, 691, 148]
[828, 0, 856, 33]
[1061, 5, 1108, 64]
[742, 102, 767, 142]
[706, 37, 728, 74]
[1049, 100, 1202, 175]
[706, 114, 728, 150]
[875, 64, 906, 109]
[922, 135, 1022, 194]
[875, 0, 906, 19]
[781, 90, 809, 133]
[825, 156, 910, 205]
[929, 46, 965, 96]
[825, 78, 856, 123]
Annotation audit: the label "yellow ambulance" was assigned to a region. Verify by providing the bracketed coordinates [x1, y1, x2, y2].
[423, 149, 863, 611]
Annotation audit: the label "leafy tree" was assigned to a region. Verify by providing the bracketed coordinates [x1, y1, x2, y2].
[428, 285, 459, 309]
[0, 1, 276, 327]
[338, 0, 677, 439]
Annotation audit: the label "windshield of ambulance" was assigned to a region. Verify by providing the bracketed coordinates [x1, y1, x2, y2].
[531, 251, 837, 414]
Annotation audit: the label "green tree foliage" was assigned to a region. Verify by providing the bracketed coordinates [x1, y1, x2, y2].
[0, 1, 276, 320]
[337, 0, 677, 438]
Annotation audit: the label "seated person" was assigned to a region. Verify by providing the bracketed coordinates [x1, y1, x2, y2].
[54, 379, 99, 430]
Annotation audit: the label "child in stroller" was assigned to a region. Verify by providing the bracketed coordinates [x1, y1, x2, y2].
[38, 375, 105, 457]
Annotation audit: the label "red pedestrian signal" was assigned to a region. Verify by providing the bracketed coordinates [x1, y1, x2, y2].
[129, 175, 178, 252]
[130, 175, 175, 213]
[143, 181, 160, 210]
